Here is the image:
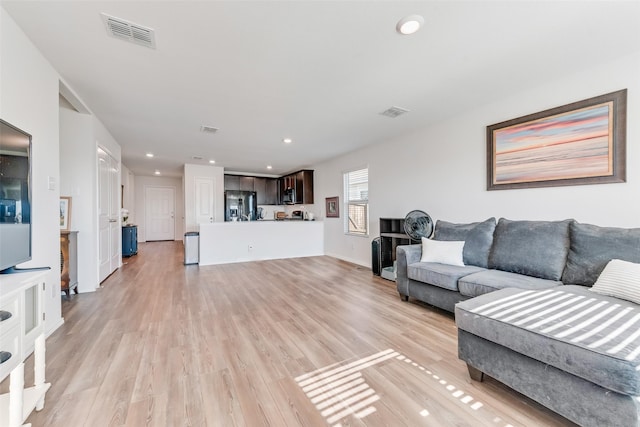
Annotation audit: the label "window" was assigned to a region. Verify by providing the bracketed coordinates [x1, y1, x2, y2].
[344, 167, 369, 236]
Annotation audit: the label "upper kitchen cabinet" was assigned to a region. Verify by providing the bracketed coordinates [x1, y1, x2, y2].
[225, 174, 279, 205]
[224, 171, 311, 205]
[224, 175, 240, 191]
[265, 179, 279, 205]
[240, 176, 254, 191]
[280, 169, 314, 204]
[295, 170, 314, 204]
[254, 177, 279, 205]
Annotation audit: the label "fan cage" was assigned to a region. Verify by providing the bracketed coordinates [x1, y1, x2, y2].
[403, 210, 434, 241]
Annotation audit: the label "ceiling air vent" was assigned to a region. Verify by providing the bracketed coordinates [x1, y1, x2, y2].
[101, 13, 156, 49]
[380, 106, 410, 118]
[200, 125, 219, 134]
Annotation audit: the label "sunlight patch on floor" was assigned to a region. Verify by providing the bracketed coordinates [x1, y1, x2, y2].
[296, 348, 518, 426]
[295, 349, 398, 426]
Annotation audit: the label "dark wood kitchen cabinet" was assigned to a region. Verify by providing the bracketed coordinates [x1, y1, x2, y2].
[279, 170, 314, 205]
[254, 178, 266, 204]
[240, 176, 254, 191]
[224, 175, 240, 191]
[225, 172, 310, 205]
[295, 170, 314, 204]
[265, 179, 279, 205]
[255, 178, 279, 205]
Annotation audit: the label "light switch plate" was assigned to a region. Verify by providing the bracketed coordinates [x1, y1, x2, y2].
[47, 176, 56, 190]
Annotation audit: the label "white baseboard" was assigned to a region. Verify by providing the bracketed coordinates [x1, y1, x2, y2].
[46, 317, 65, 338]
[324, 252, 370, 269]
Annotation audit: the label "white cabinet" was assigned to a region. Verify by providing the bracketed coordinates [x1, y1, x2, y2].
[0, 271, 51, 427]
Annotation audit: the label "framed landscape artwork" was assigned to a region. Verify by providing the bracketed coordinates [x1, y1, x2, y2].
[487, 89, 627, 190]
[60, 196, 72, 231]
[326, 196, 339, 218]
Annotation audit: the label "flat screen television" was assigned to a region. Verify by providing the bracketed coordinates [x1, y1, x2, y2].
[0, 118, 32, 274]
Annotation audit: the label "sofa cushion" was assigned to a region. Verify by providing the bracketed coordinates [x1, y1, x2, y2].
[407, 262, 485, 291]
[458, 269, 561, 298]
[455, 285, 640, 396]
[434, 218, 496, 268]
[488, 218, 571, 281]
[420, 238, 465, 266]
[562, 221, 640, 286]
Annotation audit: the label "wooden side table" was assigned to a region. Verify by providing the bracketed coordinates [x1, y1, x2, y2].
[60, 231, 78, 296]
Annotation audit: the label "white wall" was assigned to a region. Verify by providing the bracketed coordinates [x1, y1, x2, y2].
[59, 91, 123, 291]
[93, 117, 121, 162]
[315, 51, 640, 267]
[121, 163, 135, 222]
[1, 9, 63, 333]
[134, 175, 184, 242]
[59, 103, 98, 293]
[183, 164, 224, 232]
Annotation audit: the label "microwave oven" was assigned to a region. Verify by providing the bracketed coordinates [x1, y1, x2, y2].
[282, 188, 295, 204]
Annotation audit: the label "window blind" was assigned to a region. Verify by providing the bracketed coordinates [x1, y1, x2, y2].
[344, 168, 368, 236]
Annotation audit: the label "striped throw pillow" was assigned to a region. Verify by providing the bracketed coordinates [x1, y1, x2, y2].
[591, 259, 640, 304]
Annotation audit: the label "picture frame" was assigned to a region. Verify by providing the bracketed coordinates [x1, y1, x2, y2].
[326, 196, 339, 218]
[487, 89, 627, 191]
[60, 196, 72, 231]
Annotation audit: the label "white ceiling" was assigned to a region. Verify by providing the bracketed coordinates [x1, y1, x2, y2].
[3, 1, 640, 178]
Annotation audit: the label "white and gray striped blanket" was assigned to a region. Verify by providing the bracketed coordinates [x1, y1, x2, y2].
[469, 288, 640, 363]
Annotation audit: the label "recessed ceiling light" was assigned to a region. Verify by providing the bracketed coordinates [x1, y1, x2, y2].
[154, 170, 160, 175]
[396, 14, 424, 35]
[267, 165, 273, 170]
[209, 160, 216, 164]
[146, 153, 154, 158]
[283, 138, 292, 144]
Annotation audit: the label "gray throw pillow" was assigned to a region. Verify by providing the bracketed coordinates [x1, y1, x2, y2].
[562, 222, 640, 286]
[489, 218, 572, 280]
[434, 218, 496, 268]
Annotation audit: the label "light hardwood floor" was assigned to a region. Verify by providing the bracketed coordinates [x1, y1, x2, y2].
[5, 241, 576, 426]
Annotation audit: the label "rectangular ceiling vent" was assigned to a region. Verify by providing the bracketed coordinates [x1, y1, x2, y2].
[200, 125, 219, 134]
[101, 13, 156, 49]
[380, 106, 410, 118]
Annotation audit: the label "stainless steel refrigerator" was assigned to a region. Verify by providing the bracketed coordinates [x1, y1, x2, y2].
[224, 190, 257, 221]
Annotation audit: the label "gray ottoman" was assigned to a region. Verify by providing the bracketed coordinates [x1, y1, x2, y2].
[456, 285, 640, 427]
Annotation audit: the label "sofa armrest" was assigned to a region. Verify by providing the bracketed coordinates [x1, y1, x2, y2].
[396, 244, 422, 298]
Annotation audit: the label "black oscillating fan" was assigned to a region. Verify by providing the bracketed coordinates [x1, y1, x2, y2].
[403, 210, 434, 241]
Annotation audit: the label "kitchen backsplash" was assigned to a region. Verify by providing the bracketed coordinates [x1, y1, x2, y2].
[258, 204, 317, 220]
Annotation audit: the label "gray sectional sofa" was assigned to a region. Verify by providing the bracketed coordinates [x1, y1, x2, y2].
[396, 218, 640, 426]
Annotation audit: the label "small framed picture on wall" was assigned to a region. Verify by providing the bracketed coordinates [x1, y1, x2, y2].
[60, 196, 72, 231]
[326, 196, 339, 218]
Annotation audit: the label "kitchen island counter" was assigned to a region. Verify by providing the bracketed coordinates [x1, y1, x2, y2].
[199, 220, 324, 265]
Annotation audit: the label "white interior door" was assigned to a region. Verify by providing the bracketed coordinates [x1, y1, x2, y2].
[195, 177, 215, 224]
[145, 186, 175, 241]
[109, 159, 120, 270]
[98, 147, 120, 282]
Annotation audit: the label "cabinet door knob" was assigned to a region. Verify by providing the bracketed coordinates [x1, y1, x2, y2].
[0, 310, 11, 322]
[0, 351, 11, 364]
